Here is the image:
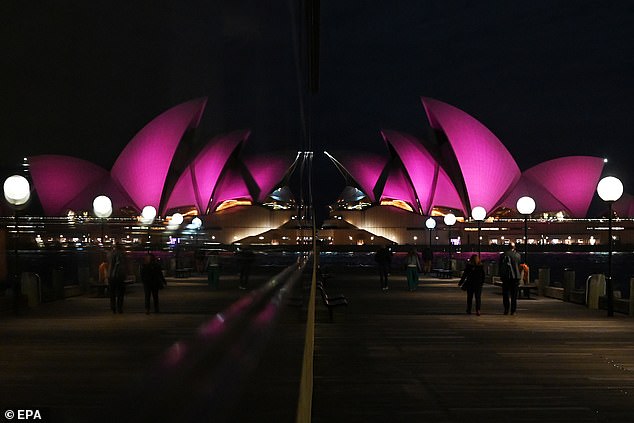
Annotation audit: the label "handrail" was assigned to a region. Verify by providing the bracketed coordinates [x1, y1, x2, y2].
[296, 247, 318, 422]
[127, 255, 309, 422]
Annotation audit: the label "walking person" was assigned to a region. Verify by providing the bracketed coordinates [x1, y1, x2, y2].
[206, 251, 221, 290]
[499, 242, 522, 315]
[236, 248, 255, 290]
[108, 243, 128, 314]
[141, 253, 165, 314]
[374, 246, 392, 291]
[458, 254, 485, 315]
[405, 248, 422, 291]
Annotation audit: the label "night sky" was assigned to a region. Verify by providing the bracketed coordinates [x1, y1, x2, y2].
[2, 1, 633, 216]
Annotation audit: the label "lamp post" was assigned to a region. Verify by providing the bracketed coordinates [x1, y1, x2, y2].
[472, 206, 486, 257]
[191, 216, 202, 248]
[425, 217, 436, 250]
[141, 205, 157, 250]
[516, 196, 536, 266]
[93, 195, 113, 245]
[444, 213, 456, 260]
[4, 175, 31, 312]
[170, 213, 184, 268]
[596, 176, 624, 317]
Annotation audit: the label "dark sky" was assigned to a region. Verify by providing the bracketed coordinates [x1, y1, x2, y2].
[2, 1, 633, 215]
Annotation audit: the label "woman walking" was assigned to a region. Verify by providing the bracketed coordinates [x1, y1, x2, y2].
[458, 254, 485, 315]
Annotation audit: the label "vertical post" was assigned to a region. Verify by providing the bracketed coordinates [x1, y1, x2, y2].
[524, 219, 528, 264]
[447, 227, 452, 261]
[13, 210, 20, 314]
[477, 221, 481, 258]
[605, 201, 614, 317]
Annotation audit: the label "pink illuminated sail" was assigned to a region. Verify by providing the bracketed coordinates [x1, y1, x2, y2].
[209, 167, 253, 212]
[380, 166, 418, 212]
[326, 151, 387, 202]
[29, 155, 111, 216]
[111, 98, 207, 210]
[243, 151, 298, 202]
[164, 130, 249, 214]
[523, 156, 604, 218]
[381, 130, 437, 214]
[421, 97, 521, 214]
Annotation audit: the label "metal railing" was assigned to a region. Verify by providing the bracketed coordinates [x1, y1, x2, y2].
[127, 254, 309, 422]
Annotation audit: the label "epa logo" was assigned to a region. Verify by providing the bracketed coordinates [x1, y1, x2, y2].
[4, 409, 42, 420]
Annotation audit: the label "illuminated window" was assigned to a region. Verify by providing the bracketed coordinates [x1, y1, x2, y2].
[380, 199, 414, 212]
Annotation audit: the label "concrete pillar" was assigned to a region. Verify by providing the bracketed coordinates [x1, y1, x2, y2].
[587, 274, 606, 310]
[538, 268, 550, 296]
[563, 269, 575, 302]
[629, 278, 634, 317]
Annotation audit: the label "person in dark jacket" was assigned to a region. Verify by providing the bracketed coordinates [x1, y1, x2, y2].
[108, 243, 128, 314]
[499, 243, 522, 315]
[374, 246, 392, 291]
[141, 253, 165, 314]
[458, 254, 485, 315]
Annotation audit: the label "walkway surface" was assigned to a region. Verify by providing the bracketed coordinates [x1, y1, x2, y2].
[2, 269, 634, 422]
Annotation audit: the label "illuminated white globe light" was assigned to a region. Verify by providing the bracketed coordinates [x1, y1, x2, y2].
[597, 176, 624, 202]
[191, 216, 203, 229]
[425, 217, 436, 229]
[3, 175, 31, 206]
[443, 213, 456, 226]
[93, 195, 113, 218]
[516, 196, 536, 216]
[140, 205, 157, 224]
[171, 213, 184, 225]
[471, 206, 487, 221]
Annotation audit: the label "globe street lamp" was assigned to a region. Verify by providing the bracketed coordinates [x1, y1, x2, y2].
[516, 196, 536, 266]
[425, 217, 436, 249]
[141, 205, 157, 250]
[93, 195, 112, 245]
[471, 206, 486, 257]
[596, 176, 624, 317]
[4, 175, 31, 207]
[3, 175, 31, 313]
[191, 216, 203, 248]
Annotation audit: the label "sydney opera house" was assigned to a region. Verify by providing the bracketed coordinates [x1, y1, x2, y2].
[4, 96, 634, 249]
[324, 97, 634, 247]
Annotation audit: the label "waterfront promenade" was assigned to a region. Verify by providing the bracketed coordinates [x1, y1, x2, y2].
[1, 269, 634, 422]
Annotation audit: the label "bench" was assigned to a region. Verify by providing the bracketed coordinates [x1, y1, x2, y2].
[518, 283, 538, 299]
[175, 268, 193, 278]
[317, 284, 348, 322]
[432, 268, 452, 279]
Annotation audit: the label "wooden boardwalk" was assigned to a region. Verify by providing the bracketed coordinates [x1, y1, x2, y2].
[1, 269, 634, 422]
[312, 272, 634, 423]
